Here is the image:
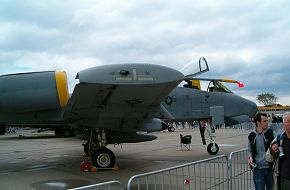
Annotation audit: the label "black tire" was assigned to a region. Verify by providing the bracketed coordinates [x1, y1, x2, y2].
[92, 147, 116, 169]
[207, 143, 219, 155]
[0, 126, 5, 135]
[54, 128, 64, 137]
[168, 126, 175, 132]
[63, 129, 72, 137]
[83, 142, 100, 156]
[55, 128, 74, 137]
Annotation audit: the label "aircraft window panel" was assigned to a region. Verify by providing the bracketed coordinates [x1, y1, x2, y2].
[215, 82, 233, 93]
[207, 81, 215, 92]
[207, 81, 233, 93]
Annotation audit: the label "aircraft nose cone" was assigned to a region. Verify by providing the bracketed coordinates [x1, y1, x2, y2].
[248, 101, 258, 117]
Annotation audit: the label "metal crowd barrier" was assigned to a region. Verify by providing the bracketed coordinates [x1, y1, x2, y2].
[228, 149, 254, 190]
[71, 180, 122, 190]
[127, 155, 229, 190]
[71, 149, 256, 190]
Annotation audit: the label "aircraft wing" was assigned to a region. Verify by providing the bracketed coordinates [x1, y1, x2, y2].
[63, 63, 184, 131]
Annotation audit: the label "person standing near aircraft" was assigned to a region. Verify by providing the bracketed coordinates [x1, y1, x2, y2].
[248, 112, 274, 190]
[266, 112, 290, 190]
[199, 120, 206, 145]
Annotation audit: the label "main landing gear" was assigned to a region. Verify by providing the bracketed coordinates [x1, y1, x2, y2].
[83, 129, 116, 169]
[91, 147, 115, 168]
[205, 125, 219, 155]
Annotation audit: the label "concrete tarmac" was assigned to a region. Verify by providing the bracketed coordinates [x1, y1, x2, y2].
[0, 127, 250, 190]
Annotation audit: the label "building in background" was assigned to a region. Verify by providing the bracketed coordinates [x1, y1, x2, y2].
[258, 105, 290, 115]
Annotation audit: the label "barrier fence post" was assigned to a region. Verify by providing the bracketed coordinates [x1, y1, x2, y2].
[227, 156, 232, 190]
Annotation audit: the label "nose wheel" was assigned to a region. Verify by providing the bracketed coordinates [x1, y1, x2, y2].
[205, 124, 219, 155]
[207, 143, 219, 155]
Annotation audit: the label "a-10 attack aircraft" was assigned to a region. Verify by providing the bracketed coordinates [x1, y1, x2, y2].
[0, 58, 257, 169]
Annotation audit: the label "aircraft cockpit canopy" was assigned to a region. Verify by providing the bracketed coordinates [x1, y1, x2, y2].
[207, 81, 233, 93]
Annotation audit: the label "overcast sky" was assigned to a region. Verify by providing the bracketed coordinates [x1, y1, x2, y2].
[1, 0, 289, 106]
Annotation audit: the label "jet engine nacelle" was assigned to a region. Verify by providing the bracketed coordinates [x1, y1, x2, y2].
[137, 118, 169, 132]
[0, 71, 69, 113]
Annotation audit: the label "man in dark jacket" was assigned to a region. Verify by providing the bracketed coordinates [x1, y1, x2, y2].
[267, 112, 290, 190]
[248, 112, 274, 190]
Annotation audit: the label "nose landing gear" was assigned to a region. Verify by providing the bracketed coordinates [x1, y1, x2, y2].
[206, 125, 219, 155]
